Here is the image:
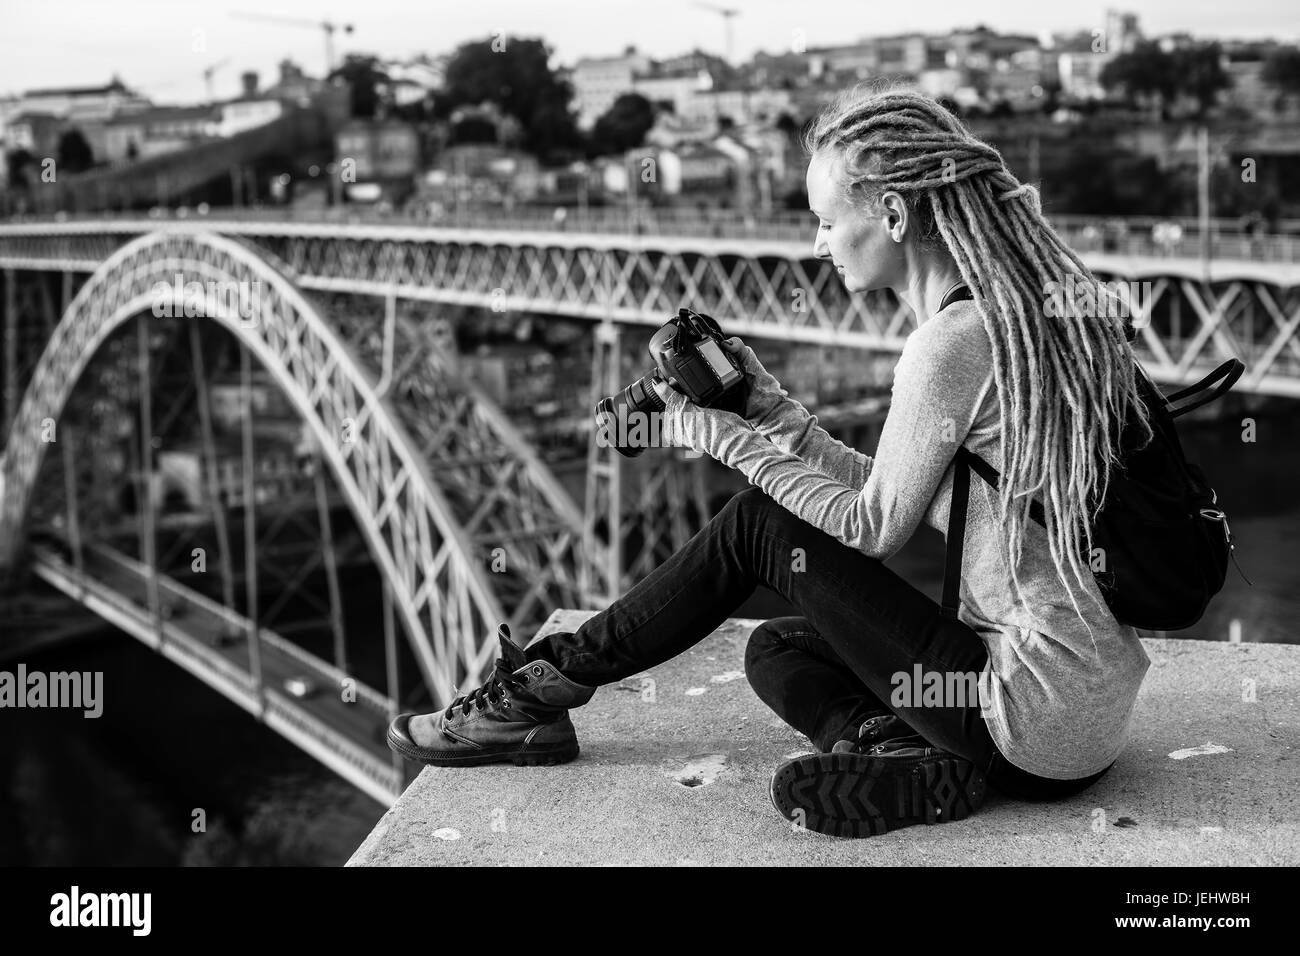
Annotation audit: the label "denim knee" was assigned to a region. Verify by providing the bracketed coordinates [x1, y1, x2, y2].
[743, 619, 782, 676]
[728, 485, 776, 521]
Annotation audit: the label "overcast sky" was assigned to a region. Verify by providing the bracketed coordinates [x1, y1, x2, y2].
[2, 0, 1297, 104]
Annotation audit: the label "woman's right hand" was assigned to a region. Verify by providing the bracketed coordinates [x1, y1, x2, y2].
[720, 336, 792, 425]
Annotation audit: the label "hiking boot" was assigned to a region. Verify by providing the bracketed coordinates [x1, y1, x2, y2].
[835, 714, 928, 754]
[769, 716, 988, 838]
[387, 624, 597, 767]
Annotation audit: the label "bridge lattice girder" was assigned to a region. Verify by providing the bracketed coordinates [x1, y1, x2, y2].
[1, 221, 1298, 395]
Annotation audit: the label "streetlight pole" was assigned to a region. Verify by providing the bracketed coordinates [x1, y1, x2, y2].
[1197, 124, 1211, 279]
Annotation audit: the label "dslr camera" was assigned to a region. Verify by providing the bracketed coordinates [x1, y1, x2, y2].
[595, 307, 750, 458]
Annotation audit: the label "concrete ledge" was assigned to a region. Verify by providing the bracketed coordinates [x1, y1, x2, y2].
[348, 609, 1300, 866]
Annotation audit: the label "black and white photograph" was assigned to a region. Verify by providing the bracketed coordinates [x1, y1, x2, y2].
[0, 0, 1294, 922]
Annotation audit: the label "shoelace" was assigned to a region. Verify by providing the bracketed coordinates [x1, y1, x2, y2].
[443, 658, 529, 720]
[856, 717, 930, 755]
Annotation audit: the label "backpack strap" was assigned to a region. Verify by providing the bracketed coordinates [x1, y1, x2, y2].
[941, 447, 1046, 620]
[937, 283, 977, 620]
[938, 282, 974, 312]
[1163, 359, 1245, 418]
[940, 449, 972, 619]
[959, 447, 1046, 526]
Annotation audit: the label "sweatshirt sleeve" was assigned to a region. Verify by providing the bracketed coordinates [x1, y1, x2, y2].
[694, 316, 990, 561]
[748, 386, 873, 491]
[728, 342, 872, 490]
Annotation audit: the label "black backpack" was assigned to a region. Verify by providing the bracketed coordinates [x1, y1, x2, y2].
[938, 287, 1247, 631]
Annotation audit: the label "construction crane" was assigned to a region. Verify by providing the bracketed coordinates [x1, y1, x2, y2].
[202, 58, 231, 102]
[693, 2, 740, 65]
[230, 12, 355, 74]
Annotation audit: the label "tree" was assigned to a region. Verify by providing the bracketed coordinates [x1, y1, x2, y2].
[1038, 77, 1062, 115]
[1101, 40, 1229, 117]
[5, 148, 36, 188]
[1171, 43, 1229, 116]
[1042, 138, 1185, 216]
[440, 37, 584, 163]
[589, 93, 655, 155]
[56, 128, 94, 174]
[1100, 40, 1178, 115]
[328, 54, 391, 119]
[1262, 46, 1300, 108]
[450, 114, 498, 144]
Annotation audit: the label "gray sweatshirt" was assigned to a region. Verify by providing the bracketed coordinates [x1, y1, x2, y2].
[694, 300, 1150, 779]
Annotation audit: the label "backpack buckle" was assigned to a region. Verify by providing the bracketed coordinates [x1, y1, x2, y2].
[1199, 507, 1232, 547]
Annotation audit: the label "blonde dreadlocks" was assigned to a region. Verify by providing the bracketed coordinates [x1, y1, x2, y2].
[804, 85, 1154, 638]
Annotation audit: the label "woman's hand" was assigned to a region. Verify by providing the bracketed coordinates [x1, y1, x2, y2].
[719, 336, 793, 427]
[656, 379, 750, 459]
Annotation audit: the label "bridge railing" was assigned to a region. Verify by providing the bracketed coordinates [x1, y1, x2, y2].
[8, 205, 1300, 262]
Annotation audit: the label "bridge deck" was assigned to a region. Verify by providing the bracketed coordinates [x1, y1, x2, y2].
[30, 542, 402, 805]
[349, 608, 1300, 866]
[2, 220, 1300, 284]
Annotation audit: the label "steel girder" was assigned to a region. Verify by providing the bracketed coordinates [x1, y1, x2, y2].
[318, 296, 601, 626]
[0, 230, 590, 703]
[0, 221, 1297, 394]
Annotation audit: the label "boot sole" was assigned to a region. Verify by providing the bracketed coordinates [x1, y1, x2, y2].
[769, 751, 987, 838]
[386, 724, 579, 767]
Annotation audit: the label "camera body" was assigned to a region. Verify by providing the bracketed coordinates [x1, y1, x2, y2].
[649, 308, 746, 409]
[595, 307, 750, 458]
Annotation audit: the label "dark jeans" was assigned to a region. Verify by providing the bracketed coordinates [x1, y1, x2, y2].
[527, 487, 1112, 801]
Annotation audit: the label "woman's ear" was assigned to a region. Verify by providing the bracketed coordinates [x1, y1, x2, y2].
[880, 191, 908, 242]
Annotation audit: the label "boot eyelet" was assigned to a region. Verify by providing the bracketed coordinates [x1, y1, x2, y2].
[532, 665, 544, 677]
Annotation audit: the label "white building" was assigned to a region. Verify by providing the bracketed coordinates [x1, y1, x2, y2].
[571, 47, 652, 129]
[16, 77, 150, 123]
[634, 69, 713, 118]
[1057, 51, 1111, 100]
[214, 99, 283, 138]
[681, 86, 794, 125]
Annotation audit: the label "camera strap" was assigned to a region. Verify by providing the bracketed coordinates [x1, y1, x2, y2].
[938, 282, 973, 312]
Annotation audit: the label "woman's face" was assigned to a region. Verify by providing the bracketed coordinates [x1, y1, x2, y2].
[806, 149, 905, 294]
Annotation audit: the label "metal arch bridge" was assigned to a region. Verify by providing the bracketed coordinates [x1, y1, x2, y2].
[2, 218, 1298, 805]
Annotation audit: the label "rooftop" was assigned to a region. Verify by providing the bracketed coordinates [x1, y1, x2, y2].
[22, 79, 132, 98]
[349, 609, 1300, 866]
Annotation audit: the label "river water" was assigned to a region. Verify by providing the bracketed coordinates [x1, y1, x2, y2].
[2, 398, 1295, 865]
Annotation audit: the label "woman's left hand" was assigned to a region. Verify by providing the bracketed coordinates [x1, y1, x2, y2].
[658, 384, 750, 459]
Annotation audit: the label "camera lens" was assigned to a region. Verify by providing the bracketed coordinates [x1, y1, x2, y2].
[595, 371, 666, 458]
